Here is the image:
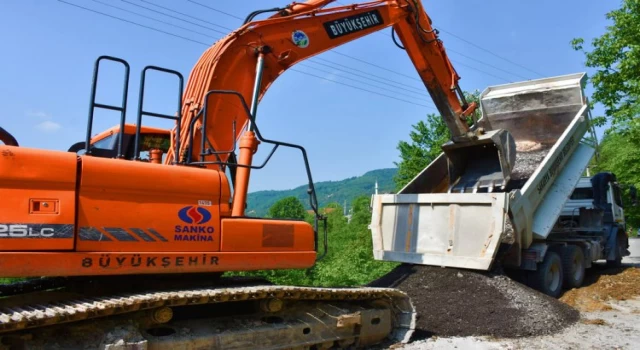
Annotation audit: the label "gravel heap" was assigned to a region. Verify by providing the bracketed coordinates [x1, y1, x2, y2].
[368, 264, 579, 339]
[511, 143, 552, 180]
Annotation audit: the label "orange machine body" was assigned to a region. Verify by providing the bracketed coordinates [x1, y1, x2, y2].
[0, 144, 315, 277]
[0, 0, 474, 278]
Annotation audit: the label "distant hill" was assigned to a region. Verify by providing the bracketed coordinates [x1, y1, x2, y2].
[246, 168, 397, 217]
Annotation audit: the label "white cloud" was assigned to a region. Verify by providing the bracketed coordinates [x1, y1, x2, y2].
[26, 110, 50, 119]
[320, 71, 337, 84]
[35, 120, 62, 133]
[26, 110, 62, 132]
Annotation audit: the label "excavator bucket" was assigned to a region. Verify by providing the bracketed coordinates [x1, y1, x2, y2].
[440, 129, 516, 193]
[370, 73, 589, 271]
[436, 73, 588, 193]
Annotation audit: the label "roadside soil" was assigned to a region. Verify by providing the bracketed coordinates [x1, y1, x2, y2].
[560, 265, 640, 312]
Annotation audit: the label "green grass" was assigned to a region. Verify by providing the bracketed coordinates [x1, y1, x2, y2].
[0, 278, 26, 284]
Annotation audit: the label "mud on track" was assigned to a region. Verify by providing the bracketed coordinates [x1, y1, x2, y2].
[368, 264, 579, 339]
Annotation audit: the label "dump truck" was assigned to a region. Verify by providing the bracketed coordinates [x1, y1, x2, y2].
[370, 72, 633, 297]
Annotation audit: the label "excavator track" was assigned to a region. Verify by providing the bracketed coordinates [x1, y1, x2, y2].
[0, 276, 415, 349]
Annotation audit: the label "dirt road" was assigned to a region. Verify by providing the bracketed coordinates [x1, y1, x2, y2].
[392, 238, 640, 349]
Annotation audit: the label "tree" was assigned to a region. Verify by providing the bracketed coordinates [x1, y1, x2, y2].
[591, 131, 640, 236]
[317, 202, 348, 233]
[570, 0, 640, 236]
[570, 0, 640, 132]
[392, 114, 448, 191]
[268, 196, 307, 219]
[393, 90, 480, 190]
[349, 195, 372, 226]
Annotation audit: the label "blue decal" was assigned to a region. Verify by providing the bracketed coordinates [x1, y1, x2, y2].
[178, 206, 212, 225]
[292, 30, 309, 48]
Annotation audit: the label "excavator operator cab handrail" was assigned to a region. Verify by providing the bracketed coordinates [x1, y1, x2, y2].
[85, 55, 130, 158]
[0, 127, 19, 147]
[133, 65, 184, 164]
[82, 56, 183, 165]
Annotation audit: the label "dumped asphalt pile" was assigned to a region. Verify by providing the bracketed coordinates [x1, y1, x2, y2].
[368, 264, 580, 339]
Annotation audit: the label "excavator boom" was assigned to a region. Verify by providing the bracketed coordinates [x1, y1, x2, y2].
[169, 0, 476, 169]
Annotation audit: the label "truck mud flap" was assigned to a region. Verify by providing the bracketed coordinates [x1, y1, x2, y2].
[370, 193, 508, 271]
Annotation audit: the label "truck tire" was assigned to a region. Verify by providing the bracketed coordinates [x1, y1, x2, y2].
[530, 251, 564, 298]
[561, 245, 585, 289]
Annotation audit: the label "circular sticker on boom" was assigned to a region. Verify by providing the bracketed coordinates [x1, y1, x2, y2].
[292, 30, 309, 48]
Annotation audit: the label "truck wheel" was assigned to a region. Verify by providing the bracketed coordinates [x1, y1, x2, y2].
[531, 251, 564, 298]
[562, 245, 585, 289]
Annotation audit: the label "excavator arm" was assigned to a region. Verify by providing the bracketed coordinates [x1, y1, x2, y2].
[165, 0, 504, 216]
[167, 0, 477, 166]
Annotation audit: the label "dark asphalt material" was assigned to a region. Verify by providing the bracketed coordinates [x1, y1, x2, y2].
[368, 264, 579, 339]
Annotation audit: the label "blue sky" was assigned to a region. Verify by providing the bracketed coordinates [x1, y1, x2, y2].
[0, 0, 618, 192]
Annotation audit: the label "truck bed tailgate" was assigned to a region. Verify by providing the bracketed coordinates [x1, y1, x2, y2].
[370, 193, 508, 270]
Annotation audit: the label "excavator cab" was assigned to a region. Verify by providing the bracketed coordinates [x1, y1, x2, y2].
[67, 124, 171, 163]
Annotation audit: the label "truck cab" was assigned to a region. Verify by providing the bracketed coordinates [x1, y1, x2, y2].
[560, 175, 626, 228]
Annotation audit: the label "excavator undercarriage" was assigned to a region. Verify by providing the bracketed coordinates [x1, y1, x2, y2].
[0, 275, 415, 349]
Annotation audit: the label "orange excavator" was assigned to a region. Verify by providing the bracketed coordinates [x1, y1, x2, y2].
[0, 0, 516, 348]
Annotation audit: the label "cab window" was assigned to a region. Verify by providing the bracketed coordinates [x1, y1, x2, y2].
[137, 133, 170, 162]
[92, 134, 117, 150]
[612, 184, 623, 207]
[570, 187, 593, 200]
